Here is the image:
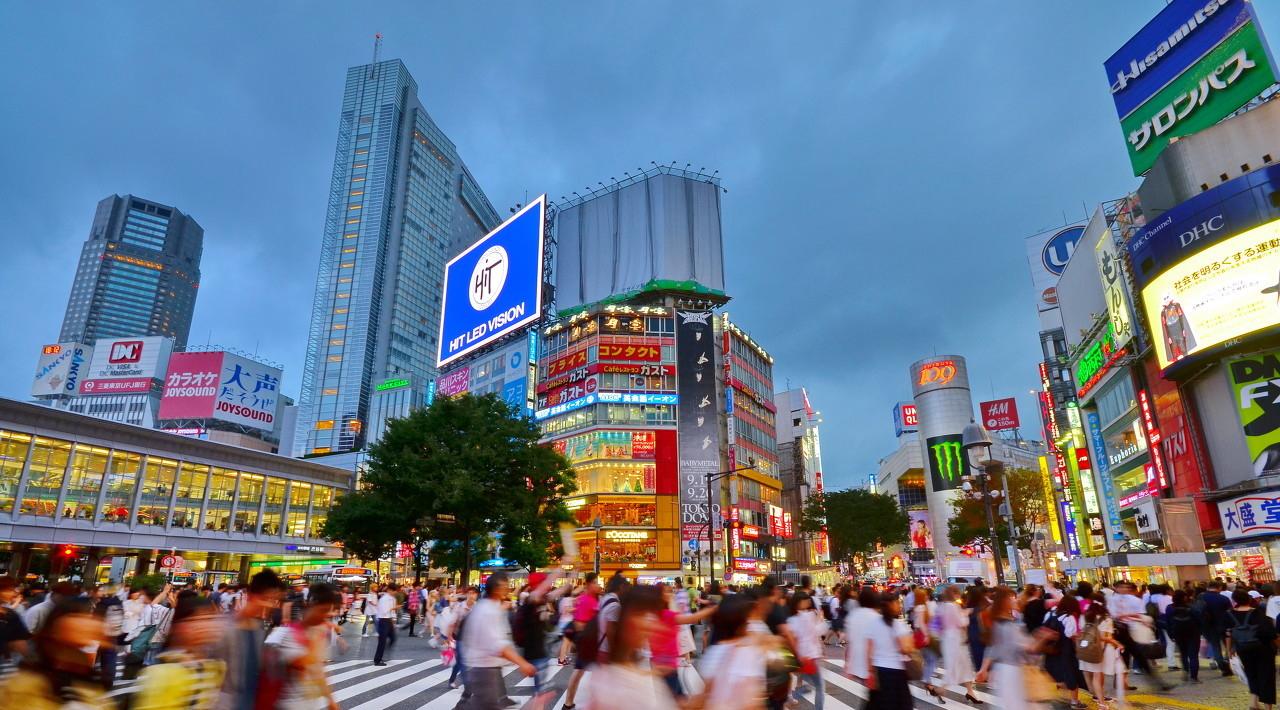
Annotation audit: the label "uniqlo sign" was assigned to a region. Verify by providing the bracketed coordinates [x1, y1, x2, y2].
[980, 397, 1020, 431]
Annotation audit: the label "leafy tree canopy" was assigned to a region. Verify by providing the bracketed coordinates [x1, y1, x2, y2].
[802, 488, 909, 563]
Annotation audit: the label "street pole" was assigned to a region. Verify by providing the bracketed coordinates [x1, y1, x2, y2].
[979, 469, 1005, 585]
[593, 517, 602, 576]
[704, 465, 757, 586]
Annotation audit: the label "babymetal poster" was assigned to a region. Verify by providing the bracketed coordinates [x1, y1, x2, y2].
[677, 311, 722, 542]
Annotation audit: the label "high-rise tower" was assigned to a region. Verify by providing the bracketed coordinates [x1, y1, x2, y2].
[58, 194, 203, 348]
[294, 59, 499, 456]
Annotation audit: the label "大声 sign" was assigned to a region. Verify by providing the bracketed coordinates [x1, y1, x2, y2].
[157, 351, 281, 432]
[437, 196, 545, 368]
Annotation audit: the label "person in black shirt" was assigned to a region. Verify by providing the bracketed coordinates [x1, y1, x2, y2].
[516, 568, 567, 705]
[1225, 588, 1277, 709]
[0, 577, 32, 675]
[1020, 584, 1047, 632]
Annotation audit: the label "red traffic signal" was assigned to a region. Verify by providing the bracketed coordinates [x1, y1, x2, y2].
[60, 545, 76, 558]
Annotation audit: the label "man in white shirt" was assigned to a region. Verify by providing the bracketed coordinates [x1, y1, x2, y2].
[844, 587, 882, 682]
[372, 583, 399, 666]
[460, 572, 535, 708]
[1111, 580, 1171, 690]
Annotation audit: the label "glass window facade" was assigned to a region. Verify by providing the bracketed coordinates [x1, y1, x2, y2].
[0, 427, 343, 544]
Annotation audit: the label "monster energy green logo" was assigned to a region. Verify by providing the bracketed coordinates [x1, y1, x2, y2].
[930, 440, 964, 483]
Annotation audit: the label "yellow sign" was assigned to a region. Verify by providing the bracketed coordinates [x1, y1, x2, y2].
[1142, 218, 1280, 370]
[1039, 456, 1062, 544]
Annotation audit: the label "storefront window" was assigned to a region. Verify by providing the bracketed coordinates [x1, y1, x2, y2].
[572, 502, 656, 527]
[574, 463, 655, 495]
[235, 473, 264, 533]
[138, 458, 178, 526]
[63, 444, 109, 520]
[205, 468, 237, 532]
[578, 536, 658, 567]
[100, 451, 141, 523]
[20, 437, 72, 517]
[172, 463, 209, 529]
[261, 477, 286, 536]
[286, 482, 311, 538]
[310, 486, 333, 538]
[0, 431, 32, 515]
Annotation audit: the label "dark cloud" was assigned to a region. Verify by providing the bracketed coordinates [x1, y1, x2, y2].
[4, 2, 1273, 489]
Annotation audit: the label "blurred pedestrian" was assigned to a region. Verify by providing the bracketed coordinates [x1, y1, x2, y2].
[1044, 593, 1085, 709]
[372, 583, 399, 666]
[586, 585, 676, 709]
[911, 586, 943, 701]
[0, 577, 32, 678]
[1165, 589, 1202, 683]
[459, 571, 535, 709]
[0, 597, 110, 707]
[262, 583, 343, 710]
[785, 591, 826, 709]
[860, 591, 913, 710]
[939, 584, 980, 704]
[134, 590, 227, 710]
[213, 568, 285, 710]
[975, 586, 1050, 710]
[1226, 588, 1277, 710]
[695, 594, 767, 709]
[1077, 594, 1124, 709]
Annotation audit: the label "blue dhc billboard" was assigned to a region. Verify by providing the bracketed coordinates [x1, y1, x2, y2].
[1104, 0, 1259, 120]
[437, 196, 546, 368]
[1127, 163, 1280, 289]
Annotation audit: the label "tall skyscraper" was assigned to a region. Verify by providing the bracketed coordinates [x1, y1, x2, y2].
[59, 194, 203, 348]
[295, 59, 499, 456]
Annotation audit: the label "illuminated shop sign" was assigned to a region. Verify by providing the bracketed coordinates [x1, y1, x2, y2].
[598, 342, 661, 362]
[538, 376, 599, 409]
[534, 393, 596, 421]
[741, 524, 760, 539]
[596, 392, 677, 405]
[733, 557, 759, 572]
[1142, 217, 1280, 372]
[917, 360, 956, 388]
[539, 362, 674, 393]
[377, 377, 411, 392]
[1075, 323, 1130, 398]
[604, 530, 652, 541]
[1138, 389, 1168, 490]
[546, 349, 588, 378]
[1086, 411, 1126, 541]
[553, 430, 658, 463]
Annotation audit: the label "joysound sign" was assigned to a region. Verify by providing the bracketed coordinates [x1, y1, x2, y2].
[437, 196, 545, 368]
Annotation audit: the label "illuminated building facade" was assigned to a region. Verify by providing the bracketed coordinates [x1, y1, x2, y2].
[59, 195, 202, 349]
[294, 59, 499, 457]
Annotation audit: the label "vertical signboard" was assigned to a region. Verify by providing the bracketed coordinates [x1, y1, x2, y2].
[892, 401, 918, 437]
[1226, 351, 1280, 480]
[1086, 411, 1126, 543]
[925, 434, 966, 492]
[677, 311, 722, 543]
[1095, 211, 1136, 348]
[1038, 456, 1063, 544]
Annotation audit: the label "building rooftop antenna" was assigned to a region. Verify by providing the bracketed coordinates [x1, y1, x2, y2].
[369, 33, 383, 77]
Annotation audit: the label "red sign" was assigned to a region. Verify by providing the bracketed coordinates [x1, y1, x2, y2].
[733, 557, 758, 572]
[1137, 389, 1168, 492]
[783, 512, 793, 538]
[108, 340, 144, 364]
[545, 349, 588, 378]
[980, 398, 1020, 431]
[539, 362, 674, 393]
[158, 352, 224, 420]
[1244, 555, 1268, 571]
[632, 431, 655, 459]
[80, 377, 152, 394]
[159, 555, 182, 569]
[538, 376, 598, 409]
[597, 342, 661, 362]
[901, 403, 918, 427]
[741, 524, 760, 539]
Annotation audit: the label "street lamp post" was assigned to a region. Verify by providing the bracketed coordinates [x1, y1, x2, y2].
[704, 465, 757, 583]
[961, 421, 1006, 585]
[592, 516, 603, 576]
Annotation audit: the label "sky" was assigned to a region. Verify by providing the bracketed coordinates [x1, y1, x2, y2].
[3, 1, 1276, 491]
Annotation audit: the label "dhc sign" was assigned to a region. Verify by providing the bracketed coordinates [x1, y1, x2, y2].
[437, 197, 546, 368]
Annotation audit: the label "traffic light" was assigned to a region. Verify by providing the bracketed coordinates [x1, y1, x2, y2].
[60, 545, 77, 558]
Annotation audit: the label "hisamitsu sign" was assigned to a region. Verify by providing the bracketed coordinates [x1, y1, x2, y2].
[437, 196, 545, 368]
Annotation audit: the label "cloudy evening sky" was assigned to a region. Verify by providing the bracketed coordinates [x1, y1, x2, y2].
[4, 2, 1275, 490]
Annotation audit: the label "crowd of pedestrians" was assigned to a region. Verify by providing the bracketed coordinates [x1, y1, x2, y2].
[3, 568, 1280, 708]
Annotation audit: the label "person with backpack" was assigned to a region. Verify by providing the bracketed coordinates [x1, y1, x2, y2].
[1199, 580, 1234, 676]
[261, 583, 342, 710]
[1042, 593, 1085, 709]
[514, 568, 568, 706]
[1164, 589, 1203, 683]
[1077, 594, 1124, 709]
[1226, 588, 1278, 710]
[1110, 580, 1171, 691]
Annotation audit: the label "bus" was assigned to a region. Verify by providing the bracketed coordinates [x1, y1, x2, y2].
[303, 565, 377, 593]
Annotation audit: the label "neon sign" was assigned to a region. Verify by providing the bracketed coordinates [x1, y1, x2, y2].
[1075, 323, 1129, 398]
[917, 359, 957, 387]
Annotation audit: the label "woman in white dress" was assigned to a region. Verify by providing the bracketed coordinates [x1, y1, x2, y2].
[1078, 595, 1126, 709]
[939, 585, 980, 704]
[976, 587, 1047, 710]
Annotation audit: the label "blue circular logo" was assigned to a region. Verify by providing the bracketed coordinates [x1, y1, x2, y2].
[510, 351, 522, 369]
[1042, 226, 1084, 276]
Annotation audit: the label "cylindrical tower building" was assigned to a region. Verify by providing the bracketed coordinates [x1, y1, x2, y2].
[909, 355, 975, 565]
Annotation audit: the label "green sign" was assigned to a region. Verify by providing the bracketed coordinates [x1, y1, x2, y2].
[1121, 22, 1278, 176]
[1226, 351, 1280, 477]
[377, 377, 411, 392]
[926, 434, 965, 492]
[1074, 323, 1126, 396]
[252, 558, 347, 568]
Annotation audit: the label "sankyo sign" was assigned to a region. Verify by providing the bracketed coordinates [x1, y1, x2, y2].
[1121, 22, 1277, 176]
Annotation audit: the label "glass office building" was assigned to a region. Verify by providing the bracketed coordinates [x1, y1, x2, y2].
[295, 59, 499, 456]
[59, 195, 203, 349]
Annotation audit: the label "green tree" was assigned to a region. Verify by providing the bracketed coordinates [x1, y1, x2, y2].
[323, 393, 576, 584]
[802, 488, 908, 564]
[946, 466, 1050, 552]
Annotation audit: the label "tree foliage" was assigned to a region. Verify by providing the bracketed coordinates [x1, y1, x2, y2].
[803, 488, 909, 563]
[946, 466, 1050, 551]
[323, 393, 576, 582]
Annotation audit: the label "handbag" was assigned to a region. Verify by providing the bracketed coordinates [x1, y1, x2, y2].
[1024, 666, 1058, 702]
[903, 650, 925, 681]
[679, 663, 706, 695]
[128, 625, 158, 656]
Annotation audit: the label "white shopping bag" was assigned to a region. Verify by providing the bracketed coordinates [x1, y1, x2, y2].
[680, 663, 706, 695]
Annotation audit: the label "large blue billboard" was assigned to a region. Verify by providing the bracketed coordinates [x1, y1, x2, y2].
[1104, 0, 1259, 120]
[1127, 163, 1280, 288]
[437, 196, 546, 368]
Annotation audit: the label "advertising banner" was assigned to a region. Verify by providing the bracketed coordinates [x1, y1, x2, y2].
[80, 336, 172, 395]
[1086, 411, 1126, 542]
[436, 367, 471, 398]
[1104, 0, 1259, 119]
[1119, 20, 1277, 175]
[892, 401, 918, 437]
[157, 352, 223, 420]
[31, 343, 92, 398]
[908, 510, 934, 550]
[1219, 490, 1280, 540]
[1025, 225, 1086, 313]
[500, 377, 526, 413]
[1074, 323, 1130, 400]
[597, 341, 661, 362]
[539, 362, 673, 393]
[676, 311, 722, 542]
[213, 353, 281, 431]
[1141, 217, 1280, 371]
[1226, 351, 1280, 479]
[537, 376, 599, 410]
[1038, 456, 1063, 544]
[1128, 164, 1280, 289]
[544, 349, 588, 380]
[437, 196, 545, 367]
[1095, 211, 1137, 348]
[925, 433, 965, 492]
[979, 398, 1020, 431]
